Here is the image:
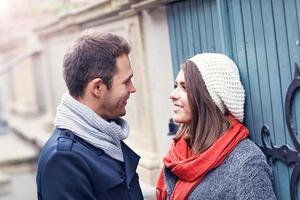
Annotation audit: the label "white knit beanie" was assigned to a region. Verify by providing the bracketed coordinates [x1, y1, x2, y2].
[188, 53, 245, 122]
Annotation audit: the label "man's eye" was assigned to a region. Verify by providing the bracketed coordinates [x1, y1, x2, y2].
[125, 79, 131, 84]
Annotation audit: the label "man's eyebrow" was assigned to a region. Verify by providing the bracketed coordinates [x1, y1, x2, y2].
[124, 74, 133, 82]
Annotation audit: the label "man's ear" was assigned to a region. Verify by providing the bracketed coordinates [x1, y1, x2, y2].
[88, 78, 104, 97]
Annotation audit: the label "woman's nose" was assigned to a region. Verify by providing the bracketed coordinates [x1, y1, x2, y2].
[170, 89, 178, 100]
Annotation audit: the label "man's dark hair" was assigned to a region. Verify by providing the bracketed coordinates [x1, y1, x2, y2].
[63, 30, 131, 98]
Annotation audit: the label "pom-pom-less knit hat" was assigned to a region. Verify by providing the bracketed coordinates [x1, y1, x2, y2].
[188, 53, 245, 122]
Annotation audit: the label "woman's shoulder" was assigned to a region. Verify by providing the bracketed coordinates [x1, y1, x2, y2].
[235, 138, 264, 154]
[226, 138, 268, 167]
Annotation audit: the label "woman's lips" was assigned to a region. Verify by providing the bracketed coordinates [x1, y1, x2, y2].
[173, 104, 183, 112]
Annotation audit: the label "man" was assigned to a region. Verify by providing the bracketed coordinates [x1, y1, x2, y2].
[36, 30, 143, 200]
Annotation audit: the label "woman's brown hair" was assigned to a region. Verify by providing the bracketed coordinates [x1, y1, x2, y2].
[174, 60, 230, 153]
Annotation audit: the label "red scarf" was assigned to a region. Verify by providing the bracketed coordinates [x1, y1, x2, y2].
[156, 115, 249, 200]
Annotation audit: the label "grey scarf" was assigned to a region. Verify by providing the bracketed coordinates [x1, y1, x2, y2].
[54, 93, 129, 162]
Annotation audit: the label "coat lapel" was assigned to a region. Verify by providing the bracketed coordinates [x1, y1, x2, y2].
[121, 142, 140, 187]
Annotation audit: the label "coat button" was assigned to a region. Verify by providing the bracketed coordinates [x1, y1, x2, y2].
[119, 171, 125, 179]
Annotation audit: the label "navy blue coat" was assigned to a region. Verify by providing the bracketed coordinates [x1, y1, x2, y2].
[36, 128, 143, 200]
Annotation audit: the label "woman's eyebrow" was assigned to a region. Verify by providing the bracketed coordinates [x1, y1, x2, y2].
[178, 81, 185, 86]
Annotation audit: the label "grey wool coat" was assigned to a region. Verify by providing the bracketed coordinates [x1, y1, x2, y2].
[164, 138, 277, 200]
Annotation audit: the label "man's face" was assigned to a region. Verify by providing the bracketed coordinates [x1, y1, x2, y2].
[99, 54, 136, 120]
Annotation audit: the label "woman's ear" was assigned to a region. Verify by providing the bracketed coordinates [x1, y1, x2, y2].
[88, 78, 104, 97]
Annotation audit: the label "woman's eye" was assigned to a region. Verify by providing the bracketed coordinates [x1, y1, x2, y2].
[174, 84, 177, 89]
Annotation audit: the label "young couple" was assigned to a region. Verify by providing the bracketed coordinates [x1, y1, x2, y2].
[36, 30, 276, 200]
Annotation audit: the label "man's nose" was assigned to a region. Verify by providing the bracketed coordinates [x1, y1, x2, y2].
[129, 81, 136, 93]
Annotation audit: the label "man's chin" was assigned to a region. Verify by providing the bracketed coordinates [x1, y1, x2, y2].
[119, 110, 126, 117]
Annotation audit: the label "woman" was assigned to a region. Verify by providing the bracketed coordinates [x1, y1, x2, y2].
[156, 53, 276, 200]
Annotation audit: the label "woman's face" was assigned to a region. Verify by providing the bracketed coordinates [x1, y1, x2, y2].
[170, 69, 192, 124]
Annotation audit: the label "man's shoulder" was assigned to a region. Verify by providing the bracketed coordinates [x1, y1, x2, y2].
[37, 129, 63, 165]
[37, 129, 75, 173]
[38, 128, 130, 171]
[38, 128, 77, 159]
[36, 128, 123, 181]
[38, 128, 112, 163]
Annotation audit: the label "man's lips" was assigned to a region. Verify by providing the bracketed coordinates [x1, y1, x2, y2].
[123, 97, 130, 105]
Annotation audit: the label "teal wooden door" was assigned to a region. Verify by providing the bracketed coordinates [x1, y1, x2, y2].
[227, 0, 300, 199]
[166, 0, 222, 78]
[166, 0, 300, 199]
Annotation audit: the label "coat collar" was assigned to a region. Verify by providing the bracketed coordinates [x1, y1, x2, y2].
[121, 141, 140, 187]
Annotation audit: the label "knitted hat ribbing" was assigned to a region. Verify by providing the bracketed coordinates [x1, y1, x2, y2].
[188, 53, 245, 122]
